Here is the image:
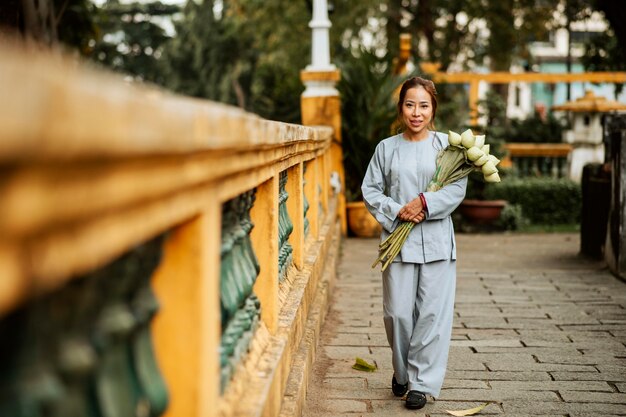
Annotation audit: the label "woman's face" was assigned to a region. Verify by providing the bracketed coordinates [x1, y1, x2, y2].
[401, 86, 433, 138]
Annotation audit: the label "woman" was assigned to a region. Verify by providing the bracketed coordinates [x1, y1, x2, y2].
[361, 77, 467, 410]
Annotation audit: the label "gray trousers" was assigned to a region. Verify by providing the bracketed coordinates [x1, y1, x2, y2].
[382, 259, 456, 397]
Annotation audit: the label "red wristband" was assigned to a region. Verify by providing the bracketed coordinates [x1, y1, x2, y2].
[419, 193, 428, 214]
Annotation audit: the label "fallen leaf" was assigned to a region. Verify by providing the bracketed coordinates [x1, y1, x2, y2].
[445, 403, 489, 416]
[351, 357, 377, 372]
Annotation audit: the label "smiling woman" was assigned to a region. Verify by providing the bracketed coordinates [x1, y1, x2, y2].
[361, 76, 467, 410]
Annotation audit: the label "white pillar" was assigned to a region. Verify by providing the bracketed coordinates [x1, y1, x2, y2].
[303, 0, 338, 97]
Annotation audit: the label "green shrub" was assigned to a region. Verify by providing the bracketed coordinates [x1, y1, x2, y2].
[497, 203, 530, 230]
[484, 177, 581, 224]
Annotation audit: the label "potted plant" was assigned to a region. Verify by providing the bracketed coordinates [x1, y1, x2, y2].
[337, 47, 402, 237]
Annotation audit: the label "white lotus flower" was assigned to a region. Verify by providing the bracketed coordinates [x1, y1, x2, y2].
[467, 146, 484, 162]
[474, 135, 485, 148]
[488, 154, 501, 166]
[481, 161, 498, 176]
[474, 154, 489, 167]
[460, 129, 475, 148]
[484, 172, 501, 183]
[448, 131, 462, 146]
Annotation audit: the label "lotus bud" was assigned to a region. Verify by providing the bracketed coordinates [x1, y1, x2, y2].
[474, 154, 489, 167]
[481, 161, 498, 176]
[488, 154, 501, 166]
[448, 130, 462, 146]
[467, 146, 484, 162]
[484, 172, 501, 183]
[474, 135, 485, 148]
[460, 129, 476, 148]
[481, 144, 490, 155]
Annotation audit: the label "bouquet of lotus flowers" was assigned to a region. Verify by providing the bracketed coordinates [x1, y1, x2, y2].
[372, 129, 501, 271]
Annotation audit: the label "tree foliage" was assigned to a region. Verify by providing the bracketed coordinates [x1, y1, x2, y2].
[159, 0, 383, 123]
[336, 48, 402, 201]
[88, 1, 180, 83]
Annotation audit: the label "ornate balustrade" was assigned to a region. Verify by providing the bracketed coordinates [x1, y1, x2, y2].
[502, 143, 573, 178]
[0, 43, 340, 417]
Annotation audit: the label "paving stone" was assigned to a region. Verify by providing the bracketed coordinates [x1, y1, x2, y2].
[324, 387, 394, 400]
[445, 370, 552, 381]
[437, 389, 560, 402]
[321, 377, 366, 390]
[535, 353, 624, 366]
[322, 346, 371, 360]
[459, 318, 517, 329]
[442, 379, 490, 389]
[451, 339, 524, 348]
[336, 318, 372, 328]
[498, 308, 548, 318]
[326, 332, 370, 346]
[568, 413, 626, 417]
[370, 399, 502, 415]
[485, 360, 597, 373]
[489, 380, 613, 392]
[504, 319, 562, 330]
[559, 391, 626, 403]
[472, 346, 580, 354]
[559, 324, 626, 331]
[308, 398, 368, 413]
[368, 399, 434, 416]
[595, 364, 626, 374]
[337, 326, 385, 335]
[367, 333, 389, 346]
[550, 371, 626, 382]
[456, 329, 521, 340]
[432, 415, 561, 417]
[502, 400, 626, 415]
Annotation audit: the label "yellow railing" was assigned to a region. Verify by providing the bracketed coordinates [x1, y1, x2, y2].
[502, 143, 573, 178]
[0, 43, 341, 417]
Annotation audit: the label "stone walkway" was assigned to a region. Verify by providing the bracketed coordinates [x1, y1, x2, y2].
[302, 233, 626, 417]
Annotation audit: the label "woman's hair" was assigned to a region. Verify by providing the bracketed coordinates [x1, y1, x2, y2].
[396, 76, 438, 130]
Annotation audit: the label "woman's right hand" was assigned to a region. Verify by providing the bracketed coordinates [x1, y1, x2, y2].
[405, 210, 425, 223]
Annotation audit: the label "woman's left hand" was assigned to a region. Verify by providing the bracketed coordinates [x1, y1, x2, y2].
[398, 197, 425, 223]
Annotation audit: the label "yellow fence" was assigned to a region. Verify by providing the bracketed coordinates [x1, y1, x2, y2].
[0, 43, 341, 417]
[502, 143, 573, 178]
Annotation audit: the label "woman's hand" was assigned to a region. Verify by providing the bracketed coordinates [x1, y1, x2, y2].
[398, 198, 425, 223]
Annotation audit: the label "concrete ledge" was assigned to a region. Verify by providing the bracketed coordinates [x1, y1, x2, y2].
[279, 221, 339, 417]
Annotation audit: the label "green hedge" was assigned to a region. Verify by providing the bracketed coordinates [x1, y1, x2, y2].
[484, 177, 581, 224]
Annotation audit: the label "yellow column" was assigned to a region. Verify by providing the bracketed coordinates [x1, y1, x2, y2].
[152, 202, 221, 417]
[250, 175, 279, 334]
[304, 158, 320, 240]
[300, 70, 347, 235]
[320, 149, 329, 215]
[469, 78, 480, 127]
[286, 162, 304, 269]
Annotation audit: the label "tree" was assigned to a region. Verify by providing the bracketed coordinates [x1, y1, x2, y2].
[160, 0, 258, 108]
[595, 0, 626, 50]
[0, 0, 98, 49]
[88, 0, 180, 84]
[159, 0, 383, 123]
[558, 0, 594, 99]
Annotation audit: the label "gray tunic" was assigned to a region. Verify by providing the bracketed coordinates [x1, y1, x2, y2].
[361, 131, 467, 263]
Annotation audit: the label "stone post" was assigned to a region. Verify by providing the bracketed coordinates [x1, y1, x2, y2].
[300, 0, 347, 235]
[604, 114, 626, 281]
